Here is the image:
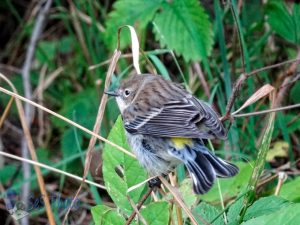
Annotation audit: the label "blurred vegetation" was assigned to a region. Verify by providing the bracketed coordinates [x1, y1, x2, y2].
[0, 0, 300, 224]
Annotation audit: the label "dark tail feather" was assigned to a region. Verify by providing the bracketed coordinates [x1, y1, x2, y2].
[204, 151, 239, 178]
[185, 152, 216, 194]
[184, 149, 239, 194]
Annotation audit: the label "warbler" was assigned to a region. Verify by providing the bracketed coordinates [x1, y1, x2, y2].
[105, 74, 238, 194]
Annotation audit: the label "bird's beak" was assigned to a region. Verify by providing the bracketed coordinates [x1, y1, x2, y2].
[104, 90, 119, 97]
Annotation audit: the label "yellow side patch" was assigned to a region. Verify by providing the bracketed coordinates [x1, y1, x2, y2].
[171, 137, 193, 149]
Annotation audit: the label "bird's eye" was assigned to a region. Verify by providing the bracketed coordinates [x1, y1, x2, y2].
[124, 89, 131, 97]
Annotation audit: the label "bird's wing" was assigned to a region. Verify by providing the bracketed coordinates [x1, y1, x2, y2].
[123, 97, 227, 139]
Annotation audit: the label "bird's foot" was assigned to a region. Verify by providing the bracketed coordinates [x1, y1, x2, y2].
[148, 177, 161, 188]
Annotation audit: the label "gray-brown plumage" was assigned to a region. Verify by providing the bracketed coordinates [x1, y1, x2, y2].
[118, 74, 227, 140]
[105, 74, 238, 194]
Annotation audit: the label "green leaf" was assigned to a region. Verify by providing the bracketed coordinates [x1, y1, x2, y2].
[179, 179, 197, 208]
[227, 196, 245, 224]
[242, 203, 300, 225]
[61, 129, 82, 159]
[91, 205, 125, 225]
[102, 116, 147, 215]
[193, 202, 223, 225]
[154, 0, 213, 61]
[148, 54, 171, 80]
[140, 202, 169, 225]
[104, 0, 162, 49]
[280, 177, 300, 202]
[240, 109, 276, 220]
[290, 82, 300, 104]
[36, 148, 51, 164]
[53, 88, 98, 131]
[266, 1, 300, 45]
[58, 36, 74, 54]
[0, 164, 17, 184]
[244, 196, 291, 221]
[36, 41, 57, 63]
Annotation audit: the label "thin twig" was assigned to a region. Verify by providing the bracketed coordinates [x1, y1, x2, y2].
[1, 80, 55, 225]
[223, 57, 300, 121]
[33, 66, 63, 98]
[169, 173, 183, 225]
[233, 103, 300, 118]
[0, 80, 135, 158]
[222, 73, 246, 121]
[125, 188, 154, 225]
[159, 176, 207, 225]
[247, 58, 300, 78]
[126, 195, 148, 225]
[0, 64, 21, 74]
[210, 190, 249, 224]
[228, 0, 245, 74]
[62, 50, 122, 224]
[0, 150, 106, 189]
[20, 1, 53, 225]
[238, 92, 276, 222]
[0, 97, 14, 129]
[193, 62, 210, 98]
[68, 0, 93, 66]
[274, 172, 287, 196]
[208, 140, 227, 223]
[37, 65, 47, 146]
[275, 51, 300, 107]
[72, 7, 105, 32]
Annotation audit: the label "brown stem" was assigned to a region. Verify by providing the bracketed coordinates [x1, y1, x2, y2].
[222, 57, 300, 123]
[125, 187, 154, 225]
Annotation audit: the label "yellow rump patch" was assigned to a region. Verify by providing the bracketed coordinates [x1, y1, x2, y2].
[171, 137, 193, 149]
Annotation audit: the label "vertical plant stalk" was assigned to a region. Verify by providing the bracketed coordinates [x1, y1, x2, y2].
[222, 57, 300, 122]
[61, 19, 144, 223]
[238, 92, 276, 222]
[228, 0, 246, 73]
[0, 96, 14, 128]
[169, 173, 183, 225]
[159, 176, 206, 225]
[193, 62, 210, 98]
[62, 49, 121, 224]
[274, 172, 287, 196]
[20, 1, 53, 225]
[68, 1, 93, 65]
[0, 75, 55, 224]
[208, 140, 227, 223]
[125, 187, 154, 225]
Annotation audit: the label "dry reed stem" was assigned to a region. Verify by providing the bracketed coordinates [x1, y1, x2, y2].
[223, 57, 300, 122]
[125, 188, 153, 225]
[126, 195, 148, 225]
[0, 74, 55, 224]
[0, 96, 14, 129]
[159, 176, 208, 225]
[0, 82, 135, 158]
[68, 0, 92, 66]
[62, 50, 121, 224]
[0, 150, 106, 189]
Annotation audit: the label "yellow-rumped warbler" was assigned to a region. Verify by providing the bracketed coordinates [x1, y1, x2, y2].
[105, 74, 238, 194]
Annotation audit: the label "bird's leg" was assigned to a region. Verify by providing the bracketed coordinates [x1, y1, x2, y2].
[148, 177, 161, 188]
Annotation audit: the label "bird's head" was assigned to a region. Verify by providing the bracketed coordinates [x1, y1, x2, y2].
[105, 74, 151, 113]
